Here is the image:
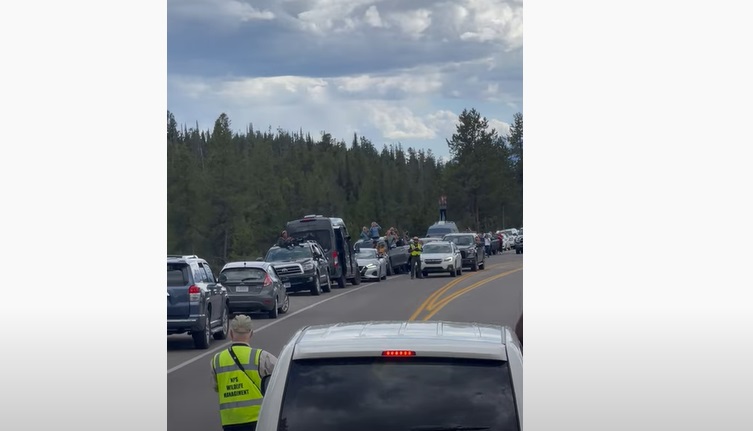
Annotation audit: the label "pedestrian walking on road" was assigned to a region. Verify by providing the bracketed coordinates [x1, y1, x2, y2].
[211, 315, 278, 431]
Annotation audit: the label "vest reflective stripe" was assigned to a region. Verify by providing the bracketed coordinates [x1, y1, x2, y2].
[213, 347, 264, 426]
[410, 244, 422, 256]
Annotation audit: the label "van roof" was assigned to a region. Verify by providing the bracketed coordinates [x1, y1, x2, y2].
[290, 320, 511, 361]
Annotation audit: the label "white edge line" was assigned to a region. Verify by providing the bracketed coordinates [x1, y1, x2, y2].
[167, 282, 372, 374]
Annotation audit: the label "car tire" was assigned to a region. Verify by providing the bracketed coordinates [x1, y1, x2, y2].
[310, 273, 322, 296]
[322, 273, 332, 293]
[269, 298, 279, 319]
[278, 294, 290, 314]
[212, 306, 229, 340]
[192, 315, 211, 349]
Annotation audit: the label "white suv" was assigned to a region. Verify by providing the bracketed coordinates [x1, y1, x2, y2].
[256, 320, 523, 431]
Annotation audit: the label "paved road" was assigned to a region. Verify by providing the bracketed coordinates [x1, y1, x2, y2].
[167, 251, 523, 431]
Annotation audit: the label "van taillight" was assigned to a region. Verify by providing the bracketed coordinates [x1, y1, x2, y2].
[263, 274, 273, 287]
[188, 285, 200, 301]
[331, 251, 338, 266]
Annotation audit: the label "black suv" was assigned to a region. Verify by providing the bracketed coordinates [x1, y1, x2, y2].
[167, 255, 229, 349]
[263, 240, 331, 296]
[442, 233, 486, 271]
[285, 215, 361, 288]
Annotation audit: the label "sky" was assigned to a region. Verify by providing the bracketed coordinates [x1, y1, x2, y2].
[167, 0, 523, 160]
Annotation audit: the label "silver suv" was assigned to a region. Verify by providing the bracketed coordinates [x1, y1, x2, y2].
[257, 320, 523, 431]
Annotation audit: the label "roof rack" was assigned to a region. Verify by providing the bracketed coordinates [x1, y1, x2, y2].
[167, 254, 199, 260]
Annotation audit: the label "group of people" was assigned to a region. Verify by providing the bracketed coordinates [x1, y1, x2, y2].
[360, 223, 410, 249]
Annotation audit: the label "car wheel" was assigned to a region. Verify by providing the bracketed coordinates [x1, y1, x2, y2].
[268, 297, 279, 318]
[212, 306, 229, 340]
[192, 315, 211, 349]
[278, 294, 290, 314]
[310, 273, 322, 296]
[322, 273, 332, 293]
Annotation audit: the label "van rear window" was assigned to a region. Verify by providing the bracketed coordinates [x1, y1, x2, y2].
[276, 356, 519, 431]
[286, 229, 332, 251]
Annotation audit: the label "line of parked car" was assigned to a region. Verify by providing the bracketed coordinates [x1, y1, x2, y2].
[167, 214, 523, 349]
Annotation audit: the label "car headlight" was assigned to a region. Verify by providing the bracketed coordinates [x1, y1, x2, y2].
[303, 262, 314, 271]
[366, 264, 376, 269]
[443, 256, 453, 261]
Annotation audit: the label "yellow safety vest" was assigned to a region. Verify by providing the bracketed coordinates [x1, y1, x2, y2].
[213, 346, 264, 426]
[410, 243, 422, 256]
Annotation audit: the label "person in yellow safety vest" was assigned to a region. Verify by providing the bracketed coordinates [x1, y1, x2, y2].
[409, 236, 423, 279]
[211, 315, 278, 431]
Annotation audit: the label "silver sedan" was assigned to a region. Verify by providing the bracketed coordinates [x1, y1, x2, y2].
[355, 248, 389, 281]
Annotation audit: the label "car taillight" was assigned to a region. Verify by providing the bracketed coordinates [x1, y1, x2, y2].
[331, 251, 338, 266]
[382, 350, 416, 357]
[188, 285, 200, 301]
[263, 274, 273, 287]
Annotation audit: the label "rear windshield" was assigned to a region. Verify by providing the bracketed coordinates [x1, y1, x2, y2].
[266, 246, 313, 261]
[277, 357, 519, 431]
[355, 249, 378, 259]
[422, 244, 452, 254]
[427, 226, 454, 236]
[220, 267, 267, 282]
[445, 235, 475, 246]
[167, 263, 190, 286]
[287, 229, 332, 251]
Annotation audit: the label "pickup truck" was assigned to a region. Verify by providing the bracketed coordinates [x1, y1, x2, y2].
[354, 238, 410, 275]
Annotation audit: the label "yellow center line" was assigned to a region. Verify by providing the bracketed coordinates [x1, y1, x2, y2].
[407, 262, 509, 321]
[422, 267, 523, 321]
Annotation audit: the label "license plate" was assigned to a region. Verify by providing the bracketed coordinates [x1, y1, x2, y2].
[236, 286, 248, 293]
[283, 282, 291, 288]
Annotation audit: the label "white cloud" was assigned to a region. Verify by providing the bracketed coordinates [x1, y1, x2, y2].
[168, 0, 522, 158]
[363, 5, 384, 27]
[169, 0, 275, 24]
[387, 8, 433, 39]
[489, 119, 512, 138]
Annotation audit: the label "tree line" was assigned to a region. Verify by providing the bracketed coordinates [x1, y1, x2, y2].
[167, 108, 523, 269]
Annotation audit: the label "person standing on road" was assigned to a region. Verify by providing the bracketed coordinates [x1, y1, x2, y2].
[409, 237, 423, 279]
[211, 315, 278, 431]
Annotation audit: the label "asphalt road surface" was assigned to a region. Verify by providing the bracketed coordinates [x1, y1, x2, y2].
[167, 251, 523, 431]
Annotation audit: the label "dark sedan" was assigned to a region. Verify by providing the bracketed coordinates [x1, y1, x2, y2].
[218, 261, 290, 319]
